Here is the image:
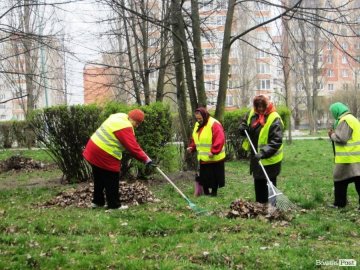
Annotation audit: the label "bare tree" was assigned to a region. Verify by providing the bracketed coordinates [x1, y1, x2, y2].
[0, 0, 66, 119]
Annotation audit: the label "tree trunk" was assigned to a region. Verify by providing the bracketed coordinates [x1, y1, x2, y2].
[174, 0, 197, 113]
[155, 13, 169, 102]
[121, 1, 142, 105]
[171, 0, 193, 169]
[215, 0, 236, 122]
[190, 0, 206, 107]
[282, 4, 292, 143]
[299, 19, 314, 134]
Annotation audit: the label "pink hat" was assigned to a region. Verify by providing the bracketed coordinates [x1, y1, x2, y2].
[128, 109, 145, 123]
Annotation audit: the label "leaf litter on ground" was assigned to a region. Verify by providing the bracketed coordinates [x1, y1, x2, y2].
[226, 199, 293, 222]
[37, 181, 160, 208]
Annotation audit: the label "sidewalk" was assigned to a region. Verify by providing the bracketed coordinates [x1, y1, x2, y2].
[284, 130, 328, 140]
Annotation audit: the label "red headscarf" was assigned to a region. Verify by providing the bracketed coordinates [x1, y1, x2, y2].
[252, 95, 276, 128]
[195, 107, 210, 131]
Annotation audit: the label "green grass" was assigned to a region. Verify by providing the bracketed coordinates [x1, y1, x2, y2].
[0, 139, 359, 269]
[0, 148, 54, 163]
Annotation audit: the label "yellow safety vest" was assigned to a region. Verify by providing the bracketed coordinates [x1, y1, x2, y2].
[91, 113, 134, 160]
[335, 114, 360, 164]
[192, 117, 226, 162]
[242, 109, 283, 165]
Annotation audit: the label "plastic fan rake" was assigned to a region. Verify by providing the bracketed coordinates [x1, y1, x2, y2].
[244, 130, 297, 211]
[156, 167, 207, 215]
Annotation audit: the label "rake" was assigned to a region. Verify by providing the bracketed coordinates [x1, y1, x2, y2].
[244, 130, 297, 211]
[156, 167, 207, 215]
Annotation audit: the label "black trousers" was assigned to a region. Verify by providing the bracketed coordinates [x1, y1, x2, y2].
[254, 177, 277, 203]
[334, 176, 360, 207]
[91, 165, 120, 209]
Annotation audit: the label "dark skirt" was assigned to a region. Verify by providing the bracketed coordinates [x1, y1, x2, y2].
[199, 160, 225, 189]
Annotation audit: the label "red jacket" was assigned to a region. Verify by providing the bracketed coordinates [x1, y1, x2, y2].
[83, 127, 150, 172]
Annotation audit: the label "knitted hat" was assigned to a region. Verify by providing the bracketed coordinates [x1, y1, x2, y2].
[128, 109, 145, 123]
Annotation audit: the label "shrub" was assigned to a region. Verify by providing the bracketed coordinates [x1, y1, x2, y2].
[29, 104, 102, 183]
[0, 122, 14, 148]
[0, 121, 36, 148]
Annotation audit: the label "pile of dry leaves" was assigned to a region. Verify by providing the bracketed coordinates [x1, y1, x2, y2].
[0, 155, 53, 172]
[38, 181, 159, 208]
[226, 199, 290, 221]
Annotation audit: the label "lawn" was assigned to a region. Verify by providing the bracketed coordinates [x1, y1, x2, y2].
[0, 139, 359, 270]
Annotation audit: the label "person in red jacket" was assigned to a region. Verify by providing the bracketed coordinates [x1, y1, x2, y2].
[83, 109, 153, 209]
[187, 107, 226, 197]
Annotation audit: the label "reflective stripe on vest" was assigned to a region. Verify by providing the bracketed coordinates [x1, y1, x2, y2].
[90, 113, 133, 160]
[335, 114, 360, 164]
[192, 117, 226, 162]
[246, 109, 284, 165]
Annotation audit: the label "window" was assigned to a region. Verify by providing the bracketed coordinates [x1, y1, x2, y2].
[0, 94, 5, 100]
[317, 82, 323, 89]
[199, 0, 214, 10]
[255, 2, 270, 10]
[327, 69, 334, 77]
[218, 0, 228, 10]
[257, 62, 270, 74]
[204, 65, 215, 74]
[340, 28, 347, 35]
[226, 95, 233, 106]
[327, 55, 333, 63]
[256, 50, 267, 58]
[255, 16, 270, 24]
[148, 38, 157, 47]
[0, 115, 6, 120]
[216, 16, 226, 25]
[343, 83, 349, 90]
[149, 70, 158, 79]
[205, 81, 216, 91]
[328, 84, 334, 91]
[341, 42, 348, 49]
[318, 54, 323, 63]
[327, 42, 333, 50]
[341, 69, 349, 77]
[258, 79, 271, 90]
[342, 55, 348, 64]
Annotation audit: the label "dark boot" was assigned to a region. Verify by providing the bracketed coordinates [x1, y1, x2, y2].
[210, 188, 218, 197]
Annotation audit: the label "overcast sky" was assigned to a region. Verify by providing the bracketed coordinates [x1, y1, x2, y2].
[59, 0, 110, 104]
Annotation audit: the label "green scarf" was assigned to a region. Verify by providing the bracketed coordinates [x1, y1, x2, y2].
[329, 102, 349, 128]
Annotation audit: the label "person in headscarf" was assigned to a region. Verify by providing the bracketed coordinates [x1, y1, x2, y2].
[328, 102, 360, 210]
[83, 109, 154, 209]
[239, 95, 284, 204]
[186, 107, 226, 197]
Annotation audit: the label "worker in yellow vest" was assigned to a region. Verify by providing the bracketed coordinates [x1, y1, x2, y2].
[239, 95, 283, 204]
[187, 107, 226, 197]
[83, 109, 153, 209]
[328, 102, 360, 210]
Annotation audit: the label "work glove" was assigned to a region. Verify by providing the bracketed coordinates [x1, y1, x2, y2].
[254, 152, 263, 161]
[328, 129, 334, 138]
[239, 124, 249, 136]
[146, 160, 157, 168]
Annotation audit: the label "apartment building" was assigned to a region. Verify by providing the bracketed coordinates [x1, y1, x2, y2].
[0, 35, 66, 121]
